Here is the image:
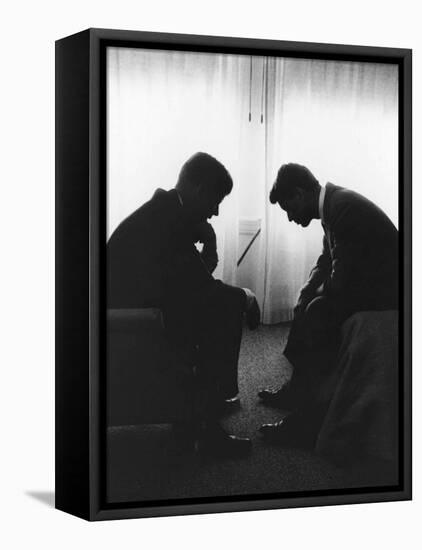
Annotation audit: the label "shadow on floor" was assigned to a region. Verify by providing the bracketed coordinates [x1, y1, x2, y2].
[26, 491, 55, 508]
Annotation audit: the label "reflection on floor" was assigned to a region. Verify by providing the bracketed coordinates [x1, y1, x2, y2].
[107, 323, 398, 504]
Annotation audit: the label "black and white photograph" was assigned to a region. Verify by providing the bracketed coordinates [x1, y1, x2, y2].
[4, 0, 421, 544]
[103, 40, 406, 508]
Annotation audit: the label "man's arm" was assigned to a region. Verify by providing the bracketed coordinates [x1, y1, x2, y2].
[166, 222, 260, 327]
[304, 236, 332, 293]
[295, 236, 331, 316]
[195, 222, 219, 274]
[164, 220, 224, 302]
[323, 200, 367, 305]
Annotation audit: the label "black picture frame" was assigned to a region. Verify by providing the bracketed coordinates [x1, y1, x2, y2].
[55, 27, 412, 521]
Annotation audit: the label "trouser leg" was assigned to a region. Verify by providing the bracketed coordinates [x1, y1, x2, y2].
[282, 296, 353, 442]
[284, 296, 349, 403]
[165, 284, 245, 423]
[195, 285, 245, 405]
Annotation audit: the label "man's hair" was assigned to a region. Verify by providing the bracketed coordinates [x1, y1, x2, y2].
[177, 152, 233, 195]
[269, 163, 319, 203]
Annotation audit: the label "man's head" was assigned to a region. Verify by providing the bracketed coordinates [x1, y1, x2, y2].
[269, 163, 321, 227]
[176, 152, 233, 223]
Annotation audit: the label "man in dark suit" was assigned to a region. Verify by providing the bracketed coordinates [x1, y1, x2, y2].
[107, 152, 260, 456]
[258, 163, 398, 443]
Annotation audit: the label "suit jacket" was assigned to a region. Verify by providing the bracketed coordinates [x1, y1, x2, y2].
[302, 183, 399, 312]
[107, 188, 236, 311]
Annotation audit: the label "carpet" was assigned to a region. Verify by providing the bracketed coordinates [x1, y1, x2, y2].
[107, 323, 396, 504]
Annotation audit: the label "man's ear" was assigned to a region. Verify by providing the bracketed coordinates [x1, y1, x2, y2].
[195, 183, 206, 199]
[197, 183, 215, 204]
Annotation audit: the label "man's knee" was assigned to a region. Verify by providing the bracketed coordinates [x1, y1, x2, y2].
[303, 296, 333, 343]
[305, 296, 331, 322]
[211, 284, 246, 317]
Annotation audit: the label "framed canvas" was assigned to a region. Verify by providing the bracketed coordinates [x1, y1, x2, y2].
[55, 28, 412, 521]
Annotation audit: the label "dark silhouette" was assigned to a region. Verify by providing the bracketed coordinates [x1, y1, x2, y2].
[107, 152, 260, 456]
[259, 163, 398, 444]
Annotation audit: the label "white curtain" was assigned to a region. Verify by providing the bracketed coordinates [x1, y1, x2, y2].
[107, 47, 251, 285]
[107, 49, 398, 324]
[256, 58, 398, 323]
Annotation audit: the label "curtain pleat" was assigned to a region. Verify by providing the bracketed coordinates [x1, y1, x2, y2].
[107, 49, 398, 324]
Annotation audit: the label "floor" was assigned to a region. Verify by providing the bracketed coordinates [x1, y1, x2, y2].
[106, 323, 397, 504]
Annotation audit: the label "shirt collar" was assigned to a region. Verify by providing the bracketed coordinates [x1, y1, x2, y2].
[318, 185, 326, 224]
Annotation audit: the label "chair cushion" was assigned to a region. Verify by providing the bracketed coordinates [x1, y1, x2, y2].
[315, 310, 399, 464]
[107, 308, 194, 426]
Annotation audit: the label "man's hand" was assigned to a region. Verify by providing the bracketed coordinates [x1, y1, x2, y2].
[293, 288, 315, 320]
[195, 222, 218, 273]
[293, 297, 307, 320]
[194, 221, 217, 245]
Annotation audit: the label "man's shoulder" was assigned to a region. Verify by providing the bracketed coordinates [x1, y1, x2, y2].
[325, 183, 374, 216]
[135, 188, 177, 216]
[119, 189, 177, 226]
[325, 183, 395, 235]
[326, 182, 360, 203]
[108, 188, 177, 245]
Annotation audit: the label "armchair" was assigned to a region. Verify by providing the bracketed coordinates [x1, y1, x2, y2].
[107, 308, 195, 427]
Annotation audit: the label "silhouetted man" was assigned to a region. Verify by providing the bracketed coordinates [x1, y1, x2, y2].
[258, 163, 398, 444]
[107, 152, 260, 456]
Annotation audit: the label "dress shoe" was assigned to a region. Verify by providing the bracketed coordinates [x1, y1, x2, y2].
[196, 423, 252, 458]
[224, 393, 240, 405]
